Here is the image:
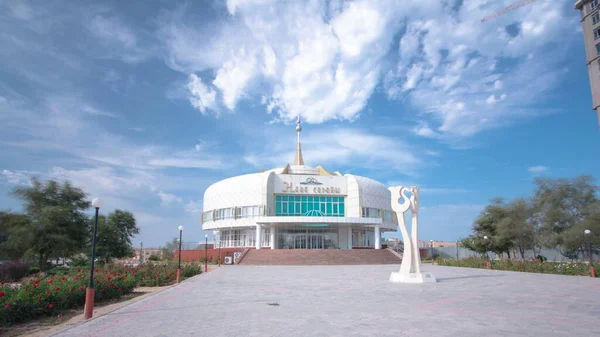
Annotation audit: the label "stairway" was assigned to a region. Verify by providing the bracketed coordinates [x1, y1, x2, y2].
[239, 249, 401, 265]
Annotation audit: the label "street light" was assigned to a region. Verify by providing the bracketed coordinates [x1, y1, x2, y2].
[139, 241, 143, 266]
[483, 235, 490, 269]
[177, 226, 183, 283]
[429, 240, 434, 264]
[84, 197, 103, 320]
[456, 240, 459, 260]
[584, 229, 596, 277]
[204, 234, 208, 273]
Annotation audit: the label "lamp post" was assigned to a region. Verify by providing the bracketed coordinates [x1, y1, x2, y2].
[429, 240, 434, 264]
[176, 226, 183, 283]
[84, 198, 103, 320]
[204, 234, 208, 272]
[484, 235, 490, 269]
[456, 240, 459, 260]
[139, 241, 143, 266]
[584, 229, 596, 277]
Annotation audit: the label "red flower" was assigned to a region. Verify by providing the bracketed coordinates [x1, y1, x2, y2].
[34, 280, 40, 285]
[0, 292, 4, 297]
[118, 287, 123, 291]
[48, 304, 54, 309]
[109, 283, 114, 288]
[4, 304, 9, 309]
[48, 280, 53, 284]
[55, 287, 61, 291]
[106, 276, 112, 281]
[101, 288, 106, 293]
[95, 269, 99, 272]
[38, 296, 42, 301]
[61, 276, 66, 281]
[33, 284, 38, 289]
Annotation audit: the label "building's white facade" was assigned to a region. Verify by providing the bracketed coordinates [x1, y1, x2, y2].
[201, 117, 398, 250]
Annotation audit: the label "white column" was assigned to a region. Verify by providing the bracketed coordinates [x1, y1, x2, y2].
[270, 227, 276, 249]
[256, 224, 262, 250]
[347, 227, 353, 249]
[374, 225, 381, 249]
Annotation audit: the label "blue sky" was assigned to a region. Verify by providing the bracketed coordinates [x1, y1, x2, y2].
[1, 0, 599, 247]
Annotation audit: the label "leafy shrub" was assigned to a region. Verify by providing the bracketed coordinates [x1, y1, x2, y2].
[46, 266, 71, 276]
[27, 267, 40, 275]
[0, 263, 29, 282]
[70, 256, 90, 267]
[0, 263, 201, 327]
[0, 269, 135, 326]
[437, 257, 599, 277]
[148, 255, 160, 261]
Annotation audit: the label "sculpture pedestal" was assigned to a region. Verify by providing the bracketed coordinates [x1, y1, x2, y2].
[390, 271, 437, 284]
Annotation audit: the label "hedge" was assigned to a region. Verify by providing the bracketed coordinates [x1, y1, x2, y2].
[436, 257, 599, 277]
[0, 263, 201, 326]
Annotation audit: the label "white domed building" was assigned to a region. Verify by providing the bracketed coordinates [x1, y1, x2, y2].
[201, 117, 398, 250]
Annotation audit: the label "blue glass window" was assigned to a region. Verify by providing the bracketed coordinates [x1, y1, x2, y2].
[274, 195, 345, 217]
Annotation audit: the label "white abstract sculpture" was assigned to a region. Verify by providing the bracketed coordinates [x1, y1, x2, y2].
[388, 186, 436, 283]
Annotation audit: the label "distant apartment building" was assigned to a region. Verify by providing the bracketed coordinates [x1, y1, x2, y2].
[134, 247, 164, 260]
[575, 0, 600, 126]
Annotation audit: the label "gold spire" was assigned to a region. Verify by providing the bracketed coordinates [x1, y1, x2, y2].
[293, 115, 304, 165]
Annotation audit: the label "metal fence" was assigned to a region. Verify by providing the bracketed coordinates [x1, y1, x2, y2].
[432, 246, 574, 262]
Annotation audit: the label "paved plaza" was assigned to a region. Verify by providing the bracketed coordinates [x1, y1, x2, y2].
[52, 265, 600, 337]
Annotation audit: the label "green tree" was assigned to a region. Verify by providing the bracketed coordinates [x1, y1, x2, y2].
[0, 211, 32, 261]
[469, 198, 514, 257]
[160, 237, 178, 260]
[532, 175, 598, 259]
[11, 179, 90, 270]
[94, 210, 140, 264]
[496, 198, 535, 260]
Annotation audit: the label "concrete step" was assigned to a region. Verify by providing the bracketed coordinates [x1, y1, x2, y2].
[239, 249, 401, 265]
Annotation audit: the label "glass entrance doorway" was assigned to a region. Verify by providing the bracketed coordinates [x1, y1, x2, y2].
[279, 228, 338, 249]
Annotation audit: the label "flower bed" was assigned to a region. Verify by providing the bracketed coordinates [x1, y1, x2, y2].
[436, 257, 599, 277]
[0, 263, 201, 326]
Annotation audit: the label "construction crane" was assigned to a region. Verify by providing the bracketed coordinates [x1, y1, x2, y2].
[481, 0, 539, 23]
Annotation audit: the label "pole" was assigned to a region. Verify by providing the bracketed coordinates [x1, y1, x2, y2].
[218, 238, 221, 267]
[204, 236, 208, 273]
[84, 207, 99, 320]
[140, 241, 143, 266]
[456, 240, 459, 260]
[587, 234, 596, 277]
[177, 229, 182, 283]
[485, 241, 491, 269]
[430, 242, 434, 264]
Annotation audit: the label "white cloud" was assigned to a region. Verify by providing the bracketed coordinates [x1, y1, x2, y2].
[158, 191, 183, 204]
[1, 169, 37, 185]
[159, 0, 579, 139]
[148, 158, 223, 169]
[87, 14, 151, 63]
[187, 74, 217, 114]
[184, 200, 203, 214]
[528, 165, 548, 173]
[414, 123, 439, 138]
[244, 127, 423, 175]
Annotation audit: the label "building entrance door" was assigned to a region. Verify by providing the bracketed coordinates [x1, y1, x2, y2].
[308, 234, 323, 249]
[279, 228, 339, 249]
[292, 233, 324, 249]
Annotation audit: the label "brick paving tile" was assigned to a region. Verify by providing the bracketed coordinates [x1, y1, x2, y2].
[50, 265, 600, 337]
